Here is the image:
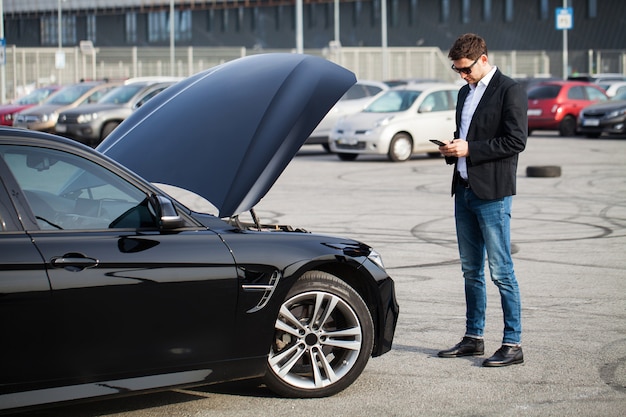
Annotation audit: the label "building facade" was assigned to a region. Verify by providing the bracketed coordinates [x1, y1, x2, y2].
[2, 0, 625, 52]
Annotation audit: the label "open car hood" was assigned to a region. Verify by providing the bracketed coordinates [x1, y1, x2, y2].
[98, 53, 355, 217]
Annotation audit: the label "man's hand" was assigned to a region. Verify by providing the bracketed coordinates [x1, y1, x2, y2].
[440, 139, 469, 157]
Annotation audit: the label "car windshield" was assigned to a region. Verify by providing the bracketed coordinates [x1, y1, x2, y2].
[98, 84, 145, 105]
[527, 85, 561, 100]
[612, 91, 626, 101]
[364, 90, 422, 113]
[14, 88, 56, 105]
[46, 84, 99, 105]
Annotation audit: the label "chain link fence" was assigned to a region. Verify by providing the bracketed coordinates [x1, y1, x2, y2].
[2, 45, 625, 102]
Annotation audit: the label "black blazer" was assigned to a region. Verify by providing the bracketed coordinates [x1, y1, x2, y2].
[447, 69, 527, 200]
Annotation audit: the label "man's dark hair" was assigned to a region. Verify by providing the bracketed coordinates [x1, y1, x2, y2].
[448, 33, 488, 61]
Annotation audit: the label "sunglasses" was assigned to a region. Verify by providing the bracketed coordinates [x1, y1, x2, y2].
[451, 56, 481, 75]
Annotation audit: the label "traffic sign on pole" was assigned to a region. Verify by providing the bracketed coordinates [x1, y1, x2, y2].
[0, 39, 5, 66]
[556, 7, 573, 30]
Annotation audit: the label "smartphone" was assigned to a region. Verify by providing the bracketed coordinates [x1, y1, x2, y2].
[429, 139, 447, 146]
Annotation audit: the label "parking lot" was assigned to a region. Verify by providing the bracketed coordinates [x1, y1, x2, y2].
[17, 132, 626, 417]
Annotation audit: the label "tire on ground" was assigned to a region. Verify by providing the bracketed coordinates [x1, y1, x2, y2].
[526, 165, 562, 178]
[264, 270, 374, 398]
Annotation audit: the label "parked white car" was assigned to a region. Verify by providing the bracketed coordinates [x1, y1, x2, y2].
[329, 83, 459, 161]
[597, 80, 626, 98]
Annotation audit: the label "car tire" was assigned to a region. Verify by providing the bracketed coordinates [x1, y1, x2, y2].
[337, 153, 358, 161]
[264, 270, 374, 398]
[101, 121, 120, 142]
[526, 165, 562, 178]
[558, 115, 577, 137]
[388, 133, 413, 162]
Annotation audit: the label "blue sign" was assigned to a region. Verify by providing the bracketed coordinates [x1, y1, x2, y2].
[556, 7, 573, 30]
[0, 39, 5, 66]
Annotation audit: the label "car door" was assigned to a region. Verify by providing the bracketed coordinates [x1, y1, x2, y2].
[0, 143, 239, 389]
[412, 89, 457, 150]
[583, 85, 609, 105]
[0, 161, 55, 393]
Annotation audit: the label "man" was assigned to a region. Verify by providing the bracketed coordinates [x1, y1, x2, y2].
[436, 33, 527, 367]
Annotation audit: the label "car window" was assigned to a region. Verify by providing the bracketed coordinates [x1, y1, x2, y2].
[99, 84, 145, 105]
[527, 85, 561, 99]
[341, 84, 371, 100]
[614, 91, 626, 101]
[0, 145, 157, 231]
[567, 86, 585, 100]
[366, 90, 421, 112]
[46, 84, 97, 105]
[81, 87, 113, 105]
[135, 88, 166, 108]
[585, 87, 608, 101]
[419, 91, 451, 112]
[616, 87, 626, 97]
[14, 88, 56, 105]
[362, 85, 384, 96]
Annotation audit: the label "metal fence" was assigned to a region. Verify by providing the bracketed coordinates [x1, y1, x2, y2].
[2, 45, 625, 102]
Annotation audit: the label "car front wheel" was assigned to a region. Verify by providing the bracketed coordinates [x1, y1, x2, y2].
[388, 133, 413, 162]
[264, 271, 374, 398]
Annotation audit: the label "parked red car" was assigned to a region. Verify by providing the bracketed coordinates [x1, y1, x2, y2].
[0, 86, 61, 126]
[527, 80, 608, 136]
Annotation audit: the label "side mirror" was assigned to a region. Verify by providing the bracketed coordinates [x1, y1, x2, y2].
[418, 104, 433, 113]
[150, 194, 185, 229]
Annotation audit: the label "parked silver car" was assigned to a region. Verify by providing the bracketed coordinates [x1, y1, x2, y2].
[13, 81, 119, 132]
[56, 81, 175, 147]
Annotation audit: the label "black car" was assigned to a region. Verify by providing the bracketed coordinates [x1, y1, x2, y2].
[0, 54, 399, 412]
[578, 91, 626, 138]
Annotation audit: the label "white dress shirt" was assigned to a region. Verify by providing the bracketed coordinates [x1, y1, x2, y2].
[457, 66, 497, 180]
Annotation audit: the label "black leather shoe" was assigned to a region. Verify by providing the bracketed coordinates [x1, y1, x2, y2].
[438, 337, 484, 358]
[482, 345, 524, 367]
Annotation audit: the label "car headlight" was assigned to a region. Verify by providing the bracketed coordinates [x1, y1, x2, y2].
[77, 113, 99, 124]
[375, 116, 394, 128]
[607, 108, 626, 119]
[368, 249, 385, 269]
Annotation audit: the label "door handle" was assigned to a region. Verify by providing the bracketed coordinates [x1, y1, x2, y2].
[50, 253, 99, 271]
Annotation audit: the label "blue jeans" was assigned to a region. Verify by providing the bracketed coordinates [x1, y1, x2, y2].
[454, 184, 522, 345]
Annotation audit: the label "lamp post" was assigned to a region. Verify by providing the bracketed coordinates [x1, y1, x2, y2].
[295, 0, 303, 54]
[55, 0, 65, 73]
[58, 0, 62, 50]
[1, 0, 5, 103]
[381, 0, 388, 80]
[170, 0, 175, 76]
[334, 0, 340, 45]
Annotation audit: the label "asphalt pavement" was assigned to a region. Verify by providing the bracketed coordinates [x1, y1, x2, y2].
[18, 132, 626, 417]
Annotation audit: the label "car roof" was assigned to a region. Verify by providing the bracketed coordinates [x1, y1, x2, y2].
[389, 82, 459, 91]
[354, 79, 388, 87]
[383, 78, 445, 87]
[531, 80, 598, 88]
[124, 76, 184, 84]
[568, 73, 626, 83]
